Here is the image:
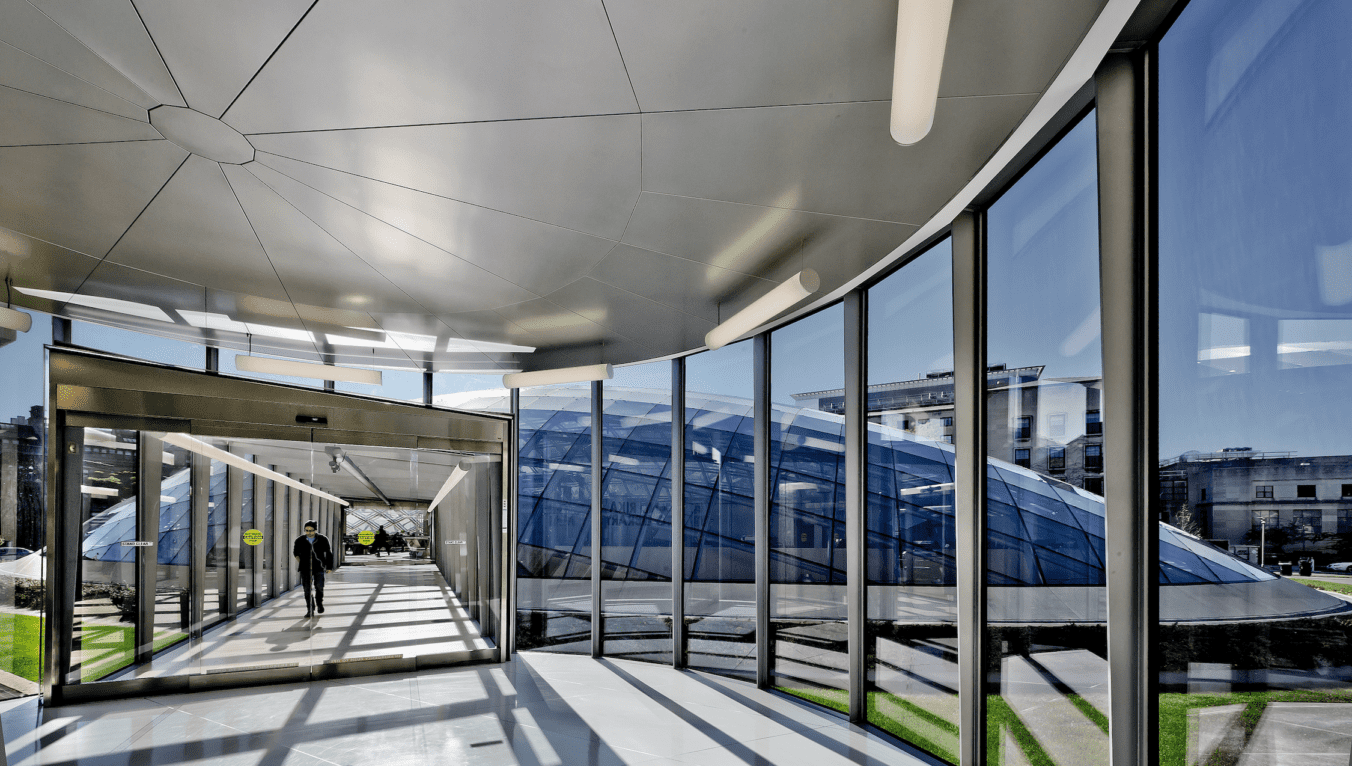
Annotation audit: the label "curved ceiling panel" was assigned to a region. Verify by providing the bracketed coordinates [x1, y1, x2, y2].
[641, 96, 1038, 224]
[0, 140, 187, 257]
[32, 0, 186, 108]
[255, 152, 618, 296]
[220, 163, 430, 319]
[0, 225, 103, 301]
[250, 115, 641, 240]
[605, 0, 895, 112]
[104, 154, 291, 300]
[0, 0, 157, 109]
[939, 0, 1107, 97]
[221, 0, 637, 133]
[134, 0, 314, 119]
[0, 43, 147, 122]
[0, 85, 162, 146]
[245, 161, 540, 314]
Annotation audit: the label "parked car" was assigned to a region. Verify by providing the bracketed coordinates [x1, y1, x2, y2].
[0, 546, 33, 562]
[1328, 561, 1352, 572]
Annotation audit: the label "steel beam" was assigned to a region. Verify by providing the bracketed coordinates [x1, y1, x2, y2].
[671, 357, 686, 668]
[843, 290, 867, 721]
[591, 379, 603, 658]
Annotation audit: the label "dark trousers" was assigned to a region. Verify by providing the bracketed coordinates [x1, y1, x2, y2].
[300, 569, 325, 611]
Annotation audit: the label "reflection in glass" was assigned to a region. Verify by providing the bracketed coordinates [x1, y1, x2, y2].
[769, 307, 849, 709]
[1158, 0, 1352, 763]
[986, 113, 1110, 765]
[866, 239, 960, 763]
[601, 363, 673, 664]
[203, 459, 229, 631]
[153, 443, 191, 659]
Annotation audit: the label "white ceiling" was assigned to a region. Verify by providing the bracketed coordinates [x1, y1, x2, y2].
[0, 0, 1109, 373]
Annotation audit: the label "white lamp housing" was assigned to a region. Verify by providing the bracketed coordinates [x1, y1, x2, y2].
[890, 0, 954, 145]
[155, 432, 349, 506]
[427, 460, 472, 513]
[234, 354, 382, 386]
[0, 305, 32, 333]
[705, 269, 820, 350]
[502, 363, 613, 389]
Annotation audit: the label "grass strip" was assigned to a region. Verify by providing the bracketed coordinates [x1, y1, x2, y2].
[1067, 693, 1110, 734]
[987, 694, 1056, 766]
[778, 686, 961, 764]
[1290, 577, 1352, 596]
[0, 612, 44, 682]
[1158, 689, 1352, 766]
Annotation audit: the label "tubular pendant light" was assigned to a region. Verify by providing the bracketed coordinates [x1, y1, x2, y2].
[890, 0, 954, 145]
[502, 363, 613, 389]
[153, 432, 349, 506]
[235, 354, 382, 385]
[705, 269, 820, 350]
[1, 278, 32, 333]
[427, 460, 473, 513]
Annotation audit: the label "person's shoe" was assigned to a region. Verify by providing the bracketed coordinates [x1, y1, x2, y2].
[304, 610, 313, 618]
[317, 603, 325, 614]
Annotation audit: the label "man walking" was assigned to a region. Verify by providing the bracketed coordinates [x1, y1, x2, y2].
[293, 520, 334, 617]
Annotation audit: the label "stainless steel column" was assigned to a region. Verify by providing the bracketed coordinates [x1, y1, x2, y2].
[509, 388, 520, 656]
[252, 470, 266, 607]
[843, 290, 867, 721]
[671, 358, 686, 668]
[591, 379, 603, 658]
[288, 484, 301, 592]
[224, 459, 243, 619]
[272, 473, 286, 595]
[135, 433, 162, 663]
[754, 332, 771, 688]
[45, 422, 81, 695]
[1097, 48, 1156, 766]
[952, 210, 988, 766]
[190, 451, 210, 640]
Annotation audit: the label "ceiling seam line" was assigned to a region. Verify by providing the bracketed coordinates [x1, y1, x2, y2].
[0, 138, 169, 149]
[638, 190, 923, 228]
[240, 163, 516, 372]
[20, 0, 159, 107]
[127, 0, 188, 108]
[0, 81, 153, 124]
[219, 161, 327, 360]
[254, 160, 558, 298]
[218, 0, 320, 121]
[598, 0, 642, 112]
[253, 151, 622, 243]
[0, 38, 152, 115]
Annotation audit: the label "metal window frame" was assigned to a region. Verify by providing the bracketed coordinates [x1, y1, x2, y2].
[591, 379, 603, 658]
[671, 357, 687, 668]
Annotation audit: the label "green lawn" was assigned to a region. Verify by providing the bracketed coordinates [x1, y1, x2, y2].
[0, 612, 44, 681]
[1159, 689, 1352, 766]
[1290, 577, 1352, 596]
[0, 612, 186, 683]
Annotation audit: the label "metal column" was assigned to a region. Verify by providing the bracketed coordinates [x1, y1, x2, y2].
[843, 290, 867, 721]
[189, 451, 210, 640]
[224, 459, 243, 619]
[44, 422, 81, 695]
[509, 388, 520, 656]
[671, 358, 686, 668]
[272, 473, 286, 595]
[754, 332, 771, 688]
[1097, 48, 1157, 766]
[135, 433, 163, 664]
[953, 210, 988, 766]
[252, 470, 266, 607]
[591, 379, 603, 658]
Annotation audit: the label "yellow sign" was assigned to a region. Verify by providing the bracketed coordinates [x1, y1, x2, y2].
[357, 530, 375, 545]
[243, 529, 263, 546]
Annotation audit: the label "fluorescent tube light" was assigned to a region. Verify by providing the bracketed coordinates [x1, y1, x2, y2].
[0, 305, 31, 332]
[235, 355, 382, 385]
[427, 460, 472, 514]
[890, 0, 954, 145]
[704, 269, 820, 350]
[502, 363, 612, 389]
[14, 286, 173, 322]
[154, 432, 348, 506]
[447, 337, 535, 354]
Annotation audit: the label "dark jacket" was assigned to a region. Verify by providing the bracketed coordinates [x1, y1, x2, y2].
[292, 533, 334, 574]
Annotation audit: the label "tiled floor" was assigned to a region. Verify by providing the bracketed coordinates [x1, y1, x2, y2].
[1, 652, 933, 765]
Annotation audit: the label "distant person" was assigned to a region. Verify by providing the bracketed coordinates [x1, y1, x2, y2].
[292, 520, 334, 617]
[375, 526, 391, 558]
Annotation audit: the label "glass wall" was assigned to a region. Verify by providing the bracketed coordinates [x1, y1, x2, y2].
[1157, 0, 1352, 763]
[76, 321, 205, 369]
[985, 112, 1109, 766]
[865, 239, 960, 763]
[203, 458, 229, 629]
[684, 340, 756, 679]
[600, 363, 673, 664]
[0, 319, 49, 697]
[516, 384, 594, 653]
[768, 306, 848, 707]
[154, 441, 192, 658]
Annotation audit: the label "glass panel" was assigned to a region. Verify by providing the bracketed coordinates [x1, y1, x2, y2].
[259, 477, 273, 602]
[153, 441, 191, 663]
[517, 384, 593, 654]
[433, 373, 512, 412]
[0, 318, 50, 697]
[76, 320, 205, 368]
[237, 460, 254, 612]
[1158, 1, 1352, 763]
[865, 239, 959, 763]
[685, 340, 756, 680]
[601, 362, 673, 664]
[986, 113, 1109, 766]
[336, 368, 424, 402]
[768, 306, 848, 710]
[202, 458, 229, 631]
[71, 427, 139, 683]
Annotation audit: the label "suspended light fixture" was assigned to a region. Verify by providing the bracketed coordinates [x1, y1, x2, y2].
[704, 269, 820, 350]
[427, 460, 472, 513]
[502, 363, 613, 389]
[153, 432, 349, 506]
[235, 354, 382, 386]
[890, 0, 954, 145]
[0, 278, 32, 333]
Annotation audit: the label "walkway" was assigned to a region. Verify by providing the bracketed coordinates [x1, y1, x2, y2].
[120, 554, 491, 678]
[2, 652, 929, 766]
